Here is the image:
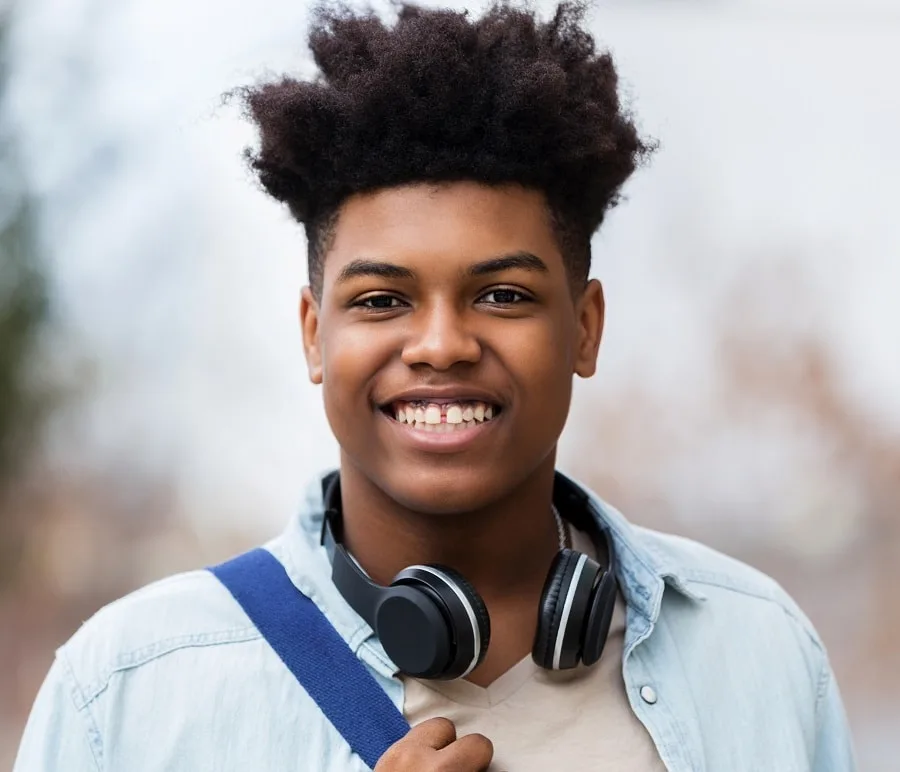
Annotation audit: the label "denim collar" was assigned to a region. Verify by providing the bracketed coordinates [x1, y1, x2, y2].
[273, 470, 705, 678]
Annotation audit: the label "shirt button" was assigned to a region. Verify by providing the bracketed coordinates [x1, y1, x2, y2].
[640, 685, 658, 705]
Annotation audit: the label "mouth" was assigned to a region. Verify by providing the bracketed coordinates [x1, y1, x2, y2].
[380, 399, 502, 434]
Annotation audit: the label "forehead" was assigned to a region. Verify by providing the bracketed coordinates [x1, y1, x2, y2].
[322, 182, 564, 277]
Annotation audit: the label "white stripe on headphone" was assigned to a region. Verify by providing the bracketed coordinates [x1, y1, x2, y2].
[552, 553, 588, 670]
[410, 565, 482, 678]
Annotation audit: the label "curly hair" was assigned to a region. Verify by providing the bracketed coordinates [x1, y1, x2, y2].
[240, 1, 652, 294]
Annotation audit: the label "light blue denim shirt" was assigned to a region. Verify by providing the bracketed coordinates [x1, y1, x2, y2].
[15, 472, 856, 771]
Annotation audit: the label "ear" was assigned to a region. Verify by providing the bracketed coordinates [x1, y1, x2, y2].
[573, 279, 605, 378]
[299, 286, 323, 385]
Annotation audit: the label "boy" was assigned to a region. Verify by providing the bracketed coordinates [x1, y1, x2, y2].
[15, 2, 856, 770]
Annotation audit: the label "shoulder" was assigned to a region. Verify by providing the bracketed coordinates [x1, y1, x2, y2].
[60, 561, 262, 707]
[636, 526, 825, 654]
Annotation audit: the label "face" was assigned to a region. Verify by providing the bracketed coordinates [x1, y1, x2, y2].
[300, 182, 604, 515]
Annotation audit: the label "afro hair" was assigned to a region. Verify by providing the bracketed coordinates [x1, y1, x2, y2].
[240, 1, 652, 293]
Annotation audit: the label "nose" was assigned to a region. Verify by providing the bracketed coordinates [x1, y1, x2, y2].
[400, 302, 482, 371]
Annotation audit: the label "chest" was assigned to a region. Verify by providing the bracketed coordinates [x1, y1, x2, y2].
[98, 617, 818, 772]
[621, 609, 819, 772]
[404, 673, 667, 772]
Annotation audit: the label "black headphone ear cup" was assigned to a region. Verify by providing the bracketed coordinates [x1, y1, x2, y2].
[374, 584, 454, 679]
[428, 564, 492, 662]
[532, 549, 578, 669]
[392, 564, 490, 680]
[581, 568, 617, 667]
[533, 549, 602, 670]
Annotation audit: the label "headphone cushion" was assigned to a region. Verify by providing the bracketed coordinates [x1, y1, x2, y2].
[581, 567, 617, 667]
[532, 549, 578, 669]
[430, 564, 491, 660]
[392, 564, 490, 679]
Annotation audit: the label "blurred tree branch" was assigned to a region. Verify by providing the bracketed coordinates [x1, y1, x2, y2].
[0, 3, 51, 586]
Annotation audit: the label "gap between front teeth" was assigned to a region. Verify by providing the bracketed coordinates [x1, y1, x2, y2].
[394, 401, 495, 430]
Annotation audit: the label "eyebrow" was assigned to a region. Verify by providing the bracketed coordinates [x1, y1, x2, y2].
[335, 260, 416, 284]
[467, 252, 549, 277]
[335, 251, 549, 284]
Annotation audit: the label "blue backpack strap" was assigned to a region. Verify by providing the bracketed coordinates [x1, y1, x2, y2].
[209, 548, 410, 770]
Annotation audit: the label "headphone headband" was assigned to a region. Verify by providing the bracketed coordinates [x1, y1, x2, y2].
[319, 470, 618, 680]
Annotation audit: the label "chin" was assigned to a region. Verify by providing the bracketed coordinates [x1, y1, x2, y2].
[379, 464, 512, 516]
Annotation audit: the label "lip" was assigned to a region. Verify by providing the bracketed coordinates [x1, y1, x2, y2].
[377, 408, 501, 454]
[378, 386, 504, 408]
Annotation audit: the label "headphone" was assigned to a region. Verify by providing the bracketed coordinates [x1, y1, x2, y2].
[320, 471, 619, 681]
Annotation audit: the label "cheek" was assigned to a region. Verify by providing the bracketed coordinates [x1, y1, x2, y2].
[497, 318, 575, 426]
[320, 326, 393, 416]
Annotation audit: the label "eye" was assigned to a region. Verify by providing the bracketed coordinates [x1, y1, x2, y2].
[352, 293, 407, 311]
[478, 288, 530, 305]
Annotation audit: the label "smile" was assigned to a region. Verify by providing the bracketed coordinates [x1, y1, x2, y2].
[386, 400, 501, 433]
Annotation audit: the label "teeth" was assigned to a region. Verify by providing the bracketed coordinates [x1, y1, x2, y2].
[391, 400, 498, 432]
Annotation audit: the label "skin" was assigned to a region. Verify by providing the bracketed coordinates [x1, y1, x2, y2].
[300, 181, 605, 688]
[373, 718, 494, 772]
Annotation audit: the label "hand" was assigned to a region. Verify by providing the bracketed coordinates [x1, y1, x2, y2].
[374, 717, 494, 771]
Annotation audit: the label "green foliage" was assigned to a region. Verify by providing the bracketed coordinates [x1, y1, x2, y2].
[0, 6, 49, 487]
[0, 199, 47, 482]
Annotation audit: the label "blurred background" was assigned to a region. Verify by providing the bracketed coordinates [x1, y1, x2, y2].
[1, 0, 897, 767]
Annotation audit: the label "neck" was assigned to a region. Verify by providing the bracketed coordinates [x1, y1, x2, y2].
[337, 454, 561, 686]
[337, 454, 560, 599]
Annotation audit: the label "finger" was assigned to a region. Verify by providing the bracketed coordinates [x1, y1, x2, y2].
[408, 717, 458, 750]
[438, 732, 494, 771]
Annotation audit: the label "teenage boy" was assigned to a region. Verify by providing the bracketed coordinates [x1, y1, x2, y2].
[15, 2, 856, 770]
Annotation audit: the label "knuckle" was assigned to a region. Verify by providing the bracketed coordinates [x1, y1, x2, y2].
[375, 743, 418, 769]
[428, 717, 456, 733]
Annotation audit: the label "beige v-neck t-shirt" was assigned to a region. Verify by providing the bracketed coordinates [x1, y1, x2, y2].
[401, 529, 666, 771]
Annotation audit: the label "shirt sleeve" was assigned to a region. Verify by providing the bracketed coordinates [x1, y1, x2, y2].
[13, 654, 103, 772]
[812, 658, 857, 772]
